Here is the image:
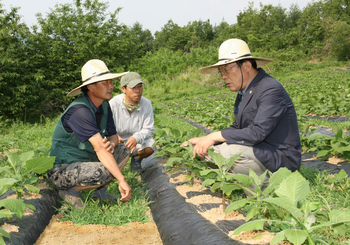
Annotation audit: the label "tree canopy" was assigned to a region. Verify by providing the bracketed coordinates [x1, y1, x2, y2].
[0, 0, 349, 122]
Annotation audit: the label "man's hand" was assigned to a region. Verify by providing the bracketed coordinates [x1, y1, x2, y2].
[102, 137, 115, 154]
[191, 132, 226, 158]
[118, 179, 132, 202]
[181, 136, 204, 147]
[192, 136, 216, 158]
[125, 137, 137, 153]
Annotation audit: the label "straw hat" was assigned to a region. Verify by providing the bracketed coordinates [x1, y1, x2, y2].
[199, 39, 273, 74]
[67, 59, 129, 97]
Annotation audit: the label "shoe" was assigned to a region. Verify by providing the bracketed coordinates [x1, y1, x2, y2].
[59, 190, 84, 208]
[92, 188, 121, 202]
[130, 156, 142, 173]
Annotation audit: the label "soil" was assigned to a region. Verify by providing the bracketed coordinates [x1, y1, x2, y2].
[30, 169, 282, 245]
[3, 154, 349, 245]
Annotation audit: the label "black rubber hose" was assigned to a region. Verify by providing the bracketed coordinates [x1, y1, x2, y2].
[3, 189, 62, 245]
[141, 162, 244, 245]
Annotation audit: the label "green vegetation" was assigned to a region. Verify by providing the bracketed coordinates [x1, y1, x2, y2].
[1, 0, 350, 123]
[1, 0, 350, 243]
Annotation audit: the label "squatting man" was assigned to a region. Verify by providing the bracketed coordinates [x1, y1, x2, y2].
[48, 59, 133, 207]
[182, 38, 301, 187]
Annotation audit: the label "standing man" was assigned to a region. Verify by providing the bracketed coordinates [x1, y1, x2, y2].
[48, 59, 132, 208]
[182, 38, 301, 180]
[109, 72, 156, 174]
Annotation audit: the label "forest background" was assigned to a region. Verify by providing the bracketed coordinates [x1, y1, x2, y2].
[1, 0, 350, 123]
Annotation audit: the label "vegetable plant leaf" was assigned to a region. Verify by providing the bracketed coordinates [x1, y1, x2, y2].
[0, 178, 18, 196]
[275, 171, 309, 206]
[284, 229, 308, 245]
[232, 220, 266, 235]
[25, 156, 55, 174]
[0, 199, 27, 219]
[225, 199, 250, 213]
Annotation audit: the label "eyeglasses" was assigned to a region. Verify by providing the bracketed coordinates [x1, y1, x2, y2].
[218, 63, 237, 75]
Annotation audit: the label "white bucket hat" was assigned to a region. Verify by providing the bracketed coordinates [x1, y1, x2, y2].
[67, 59, 129, 97]
[199, 39, 273, 74]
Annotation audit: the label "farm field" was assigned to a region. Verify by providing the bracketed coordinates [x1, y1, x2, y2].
[1, 62, 350, 244]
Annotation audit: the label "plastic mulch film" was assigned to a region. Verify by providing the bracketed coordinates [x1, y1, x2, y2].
[2, 189, 62, 245]
[141, 161, 244, 245]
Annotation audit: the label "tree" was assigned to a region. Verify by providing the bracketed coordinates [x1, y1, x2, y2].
[26, 0, 133, 115]
[0, 4, 35, 122]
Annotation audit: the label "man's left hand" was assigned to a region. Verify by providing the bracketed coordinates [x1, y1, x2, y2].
[192, 131, 226, 158]
[193, 135, 216, 158]
[125, 137, 137, 153]
[102, 137, 115, 154]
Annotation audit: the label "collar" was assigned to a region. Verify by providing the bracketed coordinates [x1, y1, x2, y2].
[239, 73, 258, 96]
[85, 93, 103, 114]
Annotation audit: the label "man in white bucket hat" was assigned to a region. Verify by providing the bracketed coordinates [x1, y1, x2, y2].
[48, 59, 132, 207]
[110, 72, 156, 174]
[182, 39, 301, 189]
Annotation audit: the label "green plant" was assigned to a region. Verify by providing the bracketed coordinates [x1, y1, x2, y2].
[232, 171, 350, 245]
[0, 150, 55, 198]
[225, 167, 293, 221]
[0, 198, 36, 245]
[165, 141, 207, 186]
[199, 150, 244, 212]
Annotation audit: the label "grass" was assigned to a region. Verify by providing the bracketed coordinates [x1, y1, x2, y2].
[59, 169, 152, 226]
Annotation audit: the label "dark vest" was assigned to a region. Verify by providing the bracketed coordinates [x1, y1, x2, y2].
[50, 94, 108, 165]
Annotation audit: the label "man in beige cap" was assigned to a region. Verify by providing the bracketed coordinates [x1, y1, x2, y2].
[48, 59, 132, 207]
[182, 39, 301, 188]
[109, 72, 156, 174]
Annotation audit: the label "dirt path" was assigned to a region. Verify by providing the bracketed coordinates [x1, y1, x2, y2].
[34, 215, 162, 245]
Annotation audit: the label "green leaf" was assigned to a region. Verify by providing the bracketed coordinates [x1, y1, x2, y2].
[0, 210, 14, 220]
[225, 199, 250, 213]
[264, 168, 292, 194]
[166, 157, 182, 167]
[0, 199, 27, 219]
[0, 228, 10, 239]
[246, 206, 261, 221]
[270, 231, 286, 245]
[19, 150, 35, 163]
[0, 178, 18, 196]
[200, 169, 220, 176]
[222, 183, 242, 195]
[232, 220, 266, 235]
[284, 229, 308, 245]
[263, 197, 304, 218]
[24, 156, 55, 174]
[202, 179, 216, 187]
[5, 151, 21, 171]
[24, 184, 40, 194]
[208, 151, 227, 168]
[230, 174, 251, 187]
[275, 171, 309, 206]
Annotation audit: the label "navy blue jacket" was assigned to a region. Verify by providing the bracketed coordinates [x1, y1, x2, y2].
[221, 68, 301, 172]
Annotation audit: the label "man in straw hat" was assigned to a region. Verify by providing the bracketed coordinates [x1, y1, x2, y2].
[182, 39, 301, 188]
[110, 72, 156, 174]
[48, 59, 132, 207]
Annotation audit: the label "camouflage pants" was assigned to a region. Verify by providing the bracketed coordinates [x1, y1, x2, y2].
[47, 143, 130, 190]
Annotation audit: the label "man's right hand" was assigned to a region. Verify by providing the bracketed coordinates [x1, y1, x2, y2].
[181, 136, 204, 147]
[125, 137, 137, 153]
[118, 179, 132, 202]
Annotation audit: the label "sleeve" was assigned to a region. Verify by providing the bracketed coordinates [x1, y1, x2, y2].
[66, 106, 100, 143]
[106, 102, 117, 136]
[221, 84, 287, 146]
[132, 99, 155, 144]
